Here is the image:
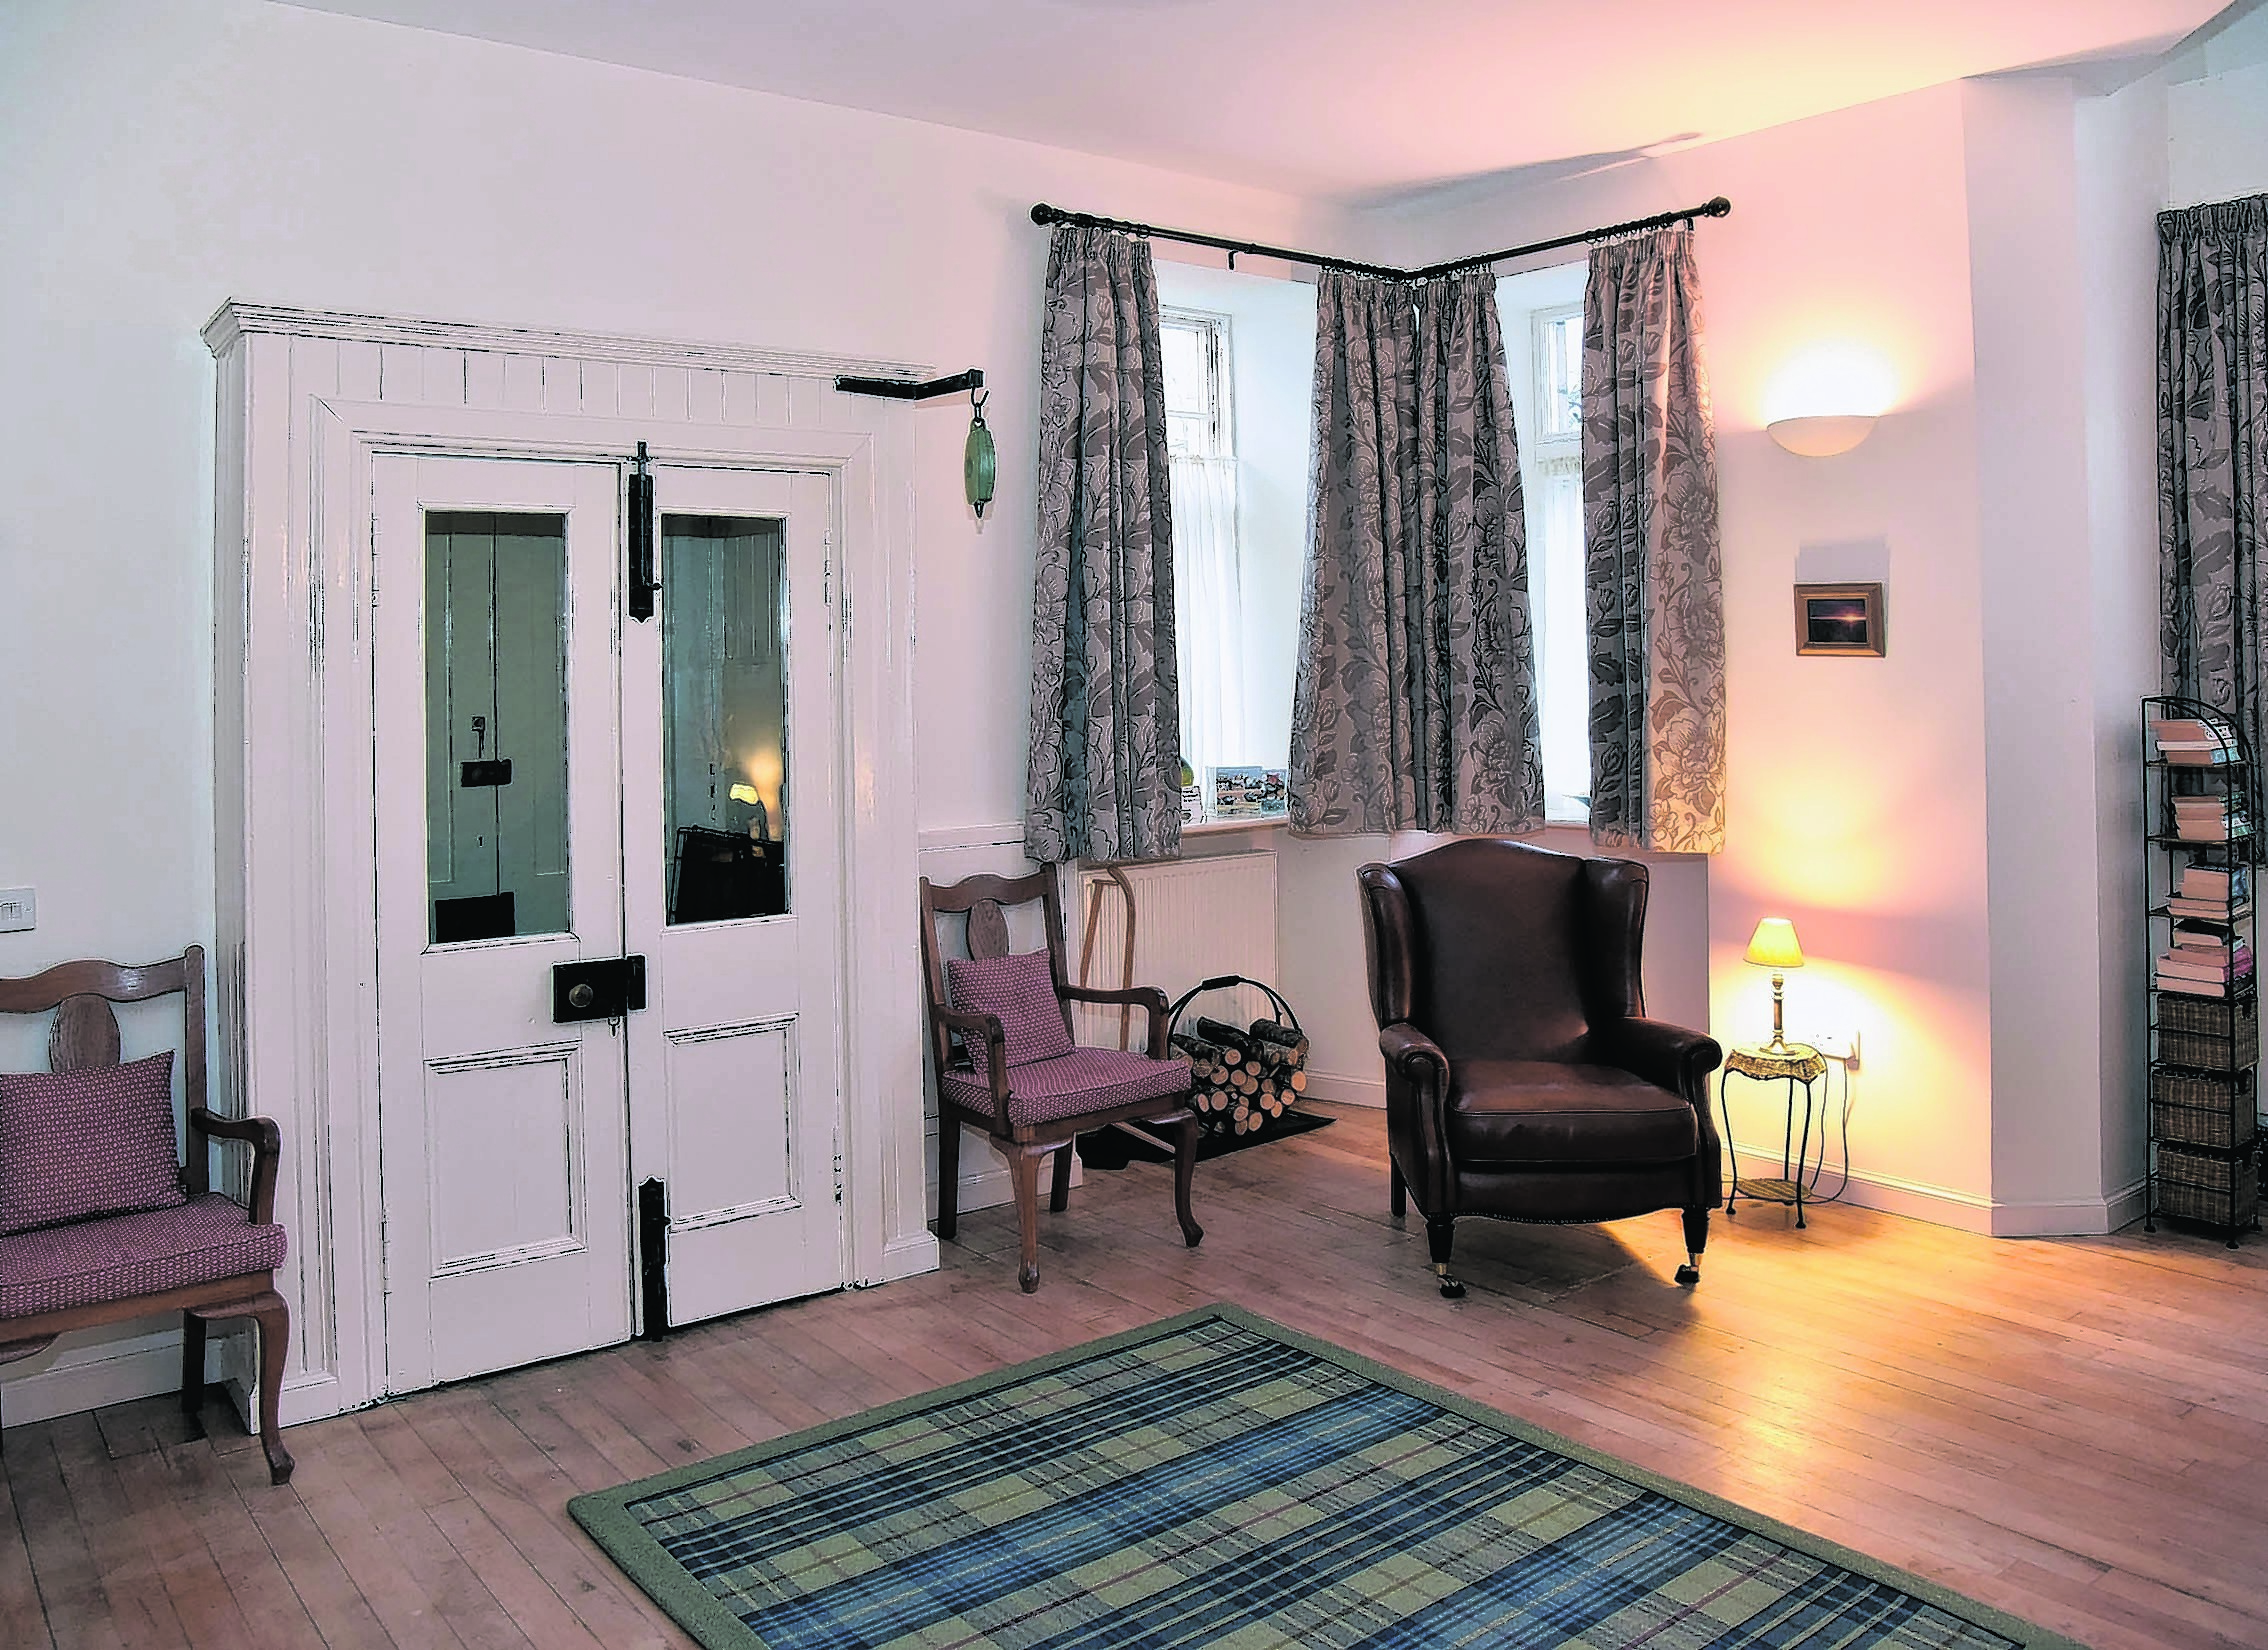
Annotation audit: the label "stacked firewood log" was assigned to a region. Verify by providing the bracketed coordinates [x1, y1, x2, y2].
[1169, 1015, 1310, 1136]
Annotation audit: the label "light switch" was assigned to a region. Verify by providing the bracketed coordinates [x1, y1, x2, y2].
[0, 887, 34, 932]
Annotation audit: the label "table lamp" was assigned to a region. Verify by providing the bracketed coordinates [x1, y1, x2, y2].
[1744, 918, 1804, 1052]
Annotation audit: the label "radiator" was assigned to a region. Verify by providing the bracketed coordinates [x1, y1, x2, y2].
[1073, 853, 1279, 1049]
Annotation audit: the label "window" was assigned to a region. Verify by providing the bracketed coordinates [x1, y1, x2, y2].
[1162, 311, 1231, 459]
[1499, 270, 1592, 823]
[1160, 308, 1247, 789]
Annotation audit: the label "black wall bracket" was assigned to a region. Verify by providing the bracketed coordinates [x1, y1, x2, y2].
[834, 368, 985, 401]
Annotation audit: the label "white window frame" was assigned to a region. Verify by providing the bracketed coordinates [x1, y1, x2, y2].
[1499, 273, 1591, 825]
[1161, 308, 1234, 460]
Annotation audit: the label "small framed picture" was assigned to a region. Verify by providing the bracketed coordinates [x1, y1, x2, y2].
[1794, 582, 1885, 657]
[1210, 766, 1266, 819]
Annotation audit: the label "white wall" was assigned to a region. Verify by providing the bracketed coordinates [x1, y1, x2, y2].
[2076, 68, 2174, 1212]
[0, 0, 1346, 1414]
[1349, 85, 2002, 1215]
[0, 0, 1345, 995]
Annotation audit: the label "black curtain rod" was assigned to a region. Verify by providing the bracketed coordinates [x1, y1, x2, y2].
[1027, 195, 1730, 281]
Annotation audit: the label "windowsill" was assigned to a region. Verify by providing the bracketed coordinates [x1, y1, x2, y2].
[1182, 816, 1289, 837]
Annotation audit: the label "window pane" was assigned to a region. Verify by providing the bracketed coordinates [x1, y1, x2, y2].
[425, 512, 571, 944]
[1537, 309, 1583, 441]
[1532, 459, 1591, 818]
[661, 516, 789, 924]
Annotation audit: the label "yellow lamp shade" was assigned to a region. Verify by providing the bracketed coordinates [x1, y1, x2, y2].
[1745, 918, 1805, 970]
[729, 783, 761, 805]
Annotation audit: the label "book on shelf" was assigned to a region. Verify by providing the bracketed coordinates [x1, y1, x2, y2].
[2156, 972, 2237, 997]
[2171, 923, 2243, 952]
[2178, 866, 2252, 902]
[2157, 954, 2251, 982]
[2167, 898, 2251, 920]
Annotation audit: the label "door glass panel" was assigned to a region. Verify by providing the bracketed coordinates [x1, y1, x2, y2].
[425, 512, 571, 944]
[661, 515, 789, 924]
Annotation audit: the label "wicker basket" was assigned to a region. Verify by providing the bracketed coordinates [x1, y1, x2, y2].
[2148, 1068, 2259, 1150]
[2155, 995, 2259, 1070]
[2156, 1143, 2262, 1227]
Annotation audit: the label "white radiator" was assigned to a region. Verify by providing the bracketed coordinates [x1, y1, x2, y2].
[1073, 853, 1280, 1049]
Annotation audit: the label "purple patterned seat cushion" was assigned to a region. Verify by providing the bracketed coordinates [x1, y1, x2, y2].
[940, 1046, 1193, 1126]
[0, 1051, 185, 1235]
[0, 1193, 287, 1319]
[946, 950, 1074, 1076]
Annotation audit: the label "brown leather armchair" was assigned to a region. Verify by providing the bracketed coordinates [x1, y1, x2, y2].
[1357, 839, 1723, 1298]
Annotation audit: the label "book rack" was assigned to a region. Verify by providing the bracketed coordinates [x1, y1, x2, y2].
[2142, 696, 2263, 1245]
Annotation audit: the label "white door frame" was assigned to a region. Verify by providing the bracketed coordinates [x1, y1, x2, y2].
[206, 303, 938, 1425]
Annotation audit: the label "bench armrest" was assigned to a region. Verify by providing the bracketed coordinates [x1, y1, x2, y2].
[188, 1107, 283, 1225]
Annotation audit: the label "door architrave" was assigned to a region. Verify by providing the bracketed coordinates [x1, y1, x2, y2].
[208, 305, 935, 1426]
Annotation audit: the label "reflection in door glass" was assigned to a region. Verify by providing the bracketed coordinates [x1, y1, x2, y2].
[662, 516, 789, 924]
[425, 513, 571, 944]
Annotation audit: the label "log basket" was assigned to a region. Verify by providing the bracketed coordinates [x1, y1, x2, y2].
[1165, 974, 1310, 1138]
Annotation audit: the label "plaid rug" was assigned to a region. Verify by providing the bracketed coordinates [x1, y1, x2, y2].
[570, 1306, 2077, 1650]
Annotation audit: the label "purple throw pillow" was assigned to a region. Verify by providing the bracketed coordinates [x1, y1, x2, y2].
[0, 1051, 185, 1235]
[946, 951, 1073, 1077]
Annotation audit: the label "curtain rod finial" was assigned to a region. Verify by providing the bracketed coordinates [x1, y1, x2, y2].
[1030, 204, 1058, 226]
[1702, 197, 1732, 218]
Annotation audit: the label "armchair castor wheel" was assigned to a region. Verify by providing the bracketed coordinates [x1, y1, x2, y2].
[1675, 1259, 1701, 1286]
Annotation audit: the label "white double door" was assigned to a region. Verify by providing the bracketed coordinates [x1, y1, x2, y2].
[373, 452, 844, 1392]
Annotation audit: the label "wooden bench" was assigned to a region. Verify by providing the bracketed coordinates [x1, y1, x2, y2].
[0, 946, 293, 1483]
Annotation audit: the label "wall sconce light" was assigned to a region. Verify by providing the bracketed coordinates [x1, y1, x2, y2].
[1767, 414, 1877, 457]
[1744, 917, 1806, 1051]
[1763, 341, 1895, 457]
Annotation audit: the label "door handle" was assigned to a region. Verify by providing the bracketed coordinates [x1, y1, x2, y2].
[553, 956, 647, 1022]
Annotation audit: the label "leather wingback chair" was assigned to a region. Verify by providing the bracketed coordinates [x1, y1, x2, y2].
[1357, 838, 1724, 1297]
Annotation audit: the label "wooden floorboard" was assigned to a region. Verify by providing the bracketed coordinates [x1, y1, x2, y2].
[6, 1101, 2267, 1650]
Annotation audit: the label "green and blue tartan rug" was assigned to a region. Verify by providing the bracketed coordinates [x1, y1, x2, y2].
[569, 1306, 2079, 1649]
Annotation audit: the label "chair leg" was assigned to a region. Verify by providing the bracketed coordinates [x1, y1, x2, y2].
[1426, 1217, 1465, 1300]
[1677, 1206, 1708, 1287]
[935, 1114, 961, 1240]
[1389, 1160, 1406, 1219]
[190, 1292, 294, 1485]
[1049, 1143, 1074, 1213]
[181, 1311, 208, 1433]
[1171, 1114, 1204, 1248]
[1008, 1147, 1045, 1293]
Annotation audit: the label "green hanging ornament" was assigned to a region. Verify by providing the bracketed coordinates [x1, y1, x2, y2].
[964, 388, 997, 519]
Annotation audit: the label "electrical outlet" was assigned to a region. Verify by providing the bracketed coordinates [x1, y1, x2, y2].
[0, 887, 33, 933]
[1808, 1029, 1861, 1069]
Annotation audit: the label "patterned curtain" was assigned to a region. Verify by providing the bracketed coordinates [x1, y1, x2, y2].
[1023, 226, 1182, 864]
[1290, 269, 1543, 834]
[1582, 226, 1726, 854]
[2160, 194, 2268, 780]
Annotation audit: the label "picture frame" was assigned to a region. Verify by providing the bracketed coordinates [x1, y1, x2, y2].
[1209, 766, 1290, 819]
[1793, 582, 1885, 657]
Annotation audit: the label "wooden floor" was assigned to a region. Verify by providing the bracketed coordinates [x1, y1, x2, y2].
[5, 1102, 2266, 1650]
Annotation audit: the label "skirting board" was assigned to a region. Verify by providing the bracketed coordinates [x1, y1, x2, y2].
[0, 1320, 255, 1427]
[1727, 1149, 2146, 1238]
[1303, 1070, 1385, 1108]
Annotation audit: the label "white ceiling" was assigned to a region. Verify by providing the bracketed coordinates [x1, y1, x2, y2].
[290, 0, 2232, 200]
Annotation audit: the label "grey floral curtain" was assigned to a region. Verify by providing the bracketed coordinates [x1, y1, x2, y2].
[1023, 226, 1182, 864]
[1582, 225, 1726, 854]
[1290, 269, 1543, 834]
[2160, 194, 2268, 774]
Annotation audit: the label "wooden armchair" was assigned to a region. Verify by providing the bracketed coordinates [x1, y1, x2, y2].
[0, 946, 293, 1483]
[919, 871, 1203, 1291]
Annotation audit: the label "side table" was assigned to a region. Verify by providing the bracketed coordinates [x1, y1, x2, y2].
[1720, 1041, 1838, 1228]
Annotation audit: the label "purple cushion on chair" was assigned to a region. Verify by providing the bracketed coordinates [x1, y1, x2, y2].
[0, 1051, 185, 1235]
[939, 1046, 1193, 1127]
[946, 950, 1074, 1076]
[0, 1193, 287, 1318]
